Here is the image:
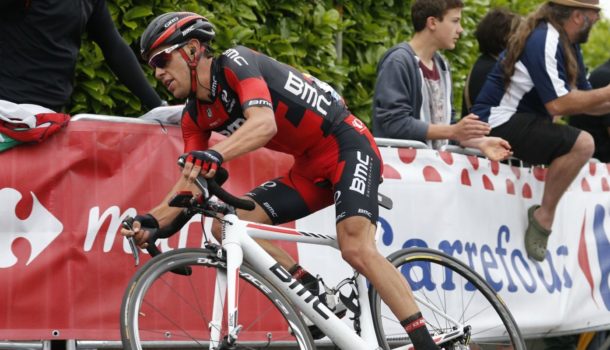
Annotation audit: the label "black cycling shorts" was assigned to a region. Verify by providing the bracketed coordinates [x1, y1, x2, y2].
[491, 112, 581, 165]
[246, 115, 382, 225]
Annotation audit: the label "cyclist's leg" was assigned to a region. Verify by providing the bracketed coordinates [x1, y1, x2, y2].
[337, 217, 419, 320]
[234, 171, 344, 338]
[211, 173, 332, 270]
[331, 116, 439, 349]
[337, 216, 441, 349]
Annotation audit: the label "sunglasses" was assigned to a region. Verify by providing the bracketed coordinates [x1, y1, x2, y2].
[148, 43, 185, 69]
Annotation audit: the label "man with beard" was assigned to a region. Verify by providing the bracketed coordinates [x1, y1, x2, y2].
[472, 0, 609, 262]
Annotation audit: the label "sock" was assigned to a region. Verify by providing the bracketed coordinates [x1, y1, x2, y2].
[288, 264, 319, 296]
[400, 312, 440, 350]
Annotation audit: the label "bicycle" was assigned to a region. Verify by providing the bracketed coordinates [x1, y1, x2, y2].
[120, 156, 526, 350]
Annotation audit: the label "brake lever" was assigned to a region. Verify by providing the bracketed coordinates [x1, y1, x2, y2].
[122, 217, 140, 266]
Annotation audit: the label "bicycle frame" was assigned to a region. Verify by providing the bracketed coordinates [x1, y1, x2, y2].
[210, 212, 467, 350]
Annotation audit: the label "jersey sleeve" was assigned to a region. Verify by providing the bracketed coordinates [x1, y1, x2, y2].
[521, 26, 570, 104]
[181, 108, 210, 153]
[220, 47, 273, 111]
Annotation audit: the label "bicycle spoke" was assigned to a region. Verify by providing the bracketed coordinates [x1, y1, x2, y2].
[121, 249, 315, 350]
[141, 299, 207, 345]
[370, 248, 525, 350]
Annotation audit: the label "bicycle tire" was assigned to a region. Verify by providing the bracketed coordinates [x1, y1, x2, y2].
[121, 248, 315, 350]
[369, 247, 526, 350]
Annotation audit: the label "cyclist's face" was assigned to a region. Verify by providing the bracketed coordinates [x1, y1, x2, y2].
[151, 45, 191, 99]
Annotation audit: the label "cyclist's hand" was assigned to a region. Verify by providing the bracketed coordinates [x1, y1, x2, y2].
[479, 137, 513, 161]
[184, 149, 223, 180]
[451, 114, 491, 142]
[120, 214, 158, 248]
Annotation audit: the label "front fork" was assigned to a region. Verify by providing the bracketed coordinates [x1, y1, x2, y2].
[209, 264, 226, 350]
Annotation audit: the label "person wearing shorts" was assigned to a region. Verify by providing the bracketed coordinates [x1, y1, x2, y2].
[472, 0, 610, 262]
[121, 12, 443, 349]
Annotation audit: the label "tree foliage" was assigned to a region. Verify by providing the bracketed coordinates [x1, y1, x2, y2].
[70, 0, 610, 126]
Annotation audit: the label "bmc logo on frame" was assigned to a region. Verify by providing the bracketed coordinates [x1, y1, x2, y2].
[0, 188, 63, 268]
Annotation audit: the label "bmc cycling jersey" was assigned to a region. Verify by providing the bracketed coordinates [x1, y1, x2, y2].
[180, 46, 382, 224]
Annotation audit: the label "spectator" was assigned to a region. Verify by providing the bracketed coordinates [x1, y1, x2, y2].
[461, 8, 520, 116]
[569, 59, 610, 162]
[0, 0, 163, 112]
[372, 0, 512, 162]
[471, 0, 610, 261]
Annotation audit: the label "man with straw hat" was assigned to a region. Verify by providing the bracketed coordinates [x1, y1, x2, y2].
[472, 0, 609, 262]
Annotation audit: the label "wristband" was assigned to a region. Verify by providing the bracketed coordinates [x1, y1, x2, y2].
[134, 213, 159, 229]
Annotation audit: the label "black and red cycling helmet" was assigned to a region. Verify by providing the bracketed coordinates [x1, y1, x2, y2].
[140, 12, 215, 60]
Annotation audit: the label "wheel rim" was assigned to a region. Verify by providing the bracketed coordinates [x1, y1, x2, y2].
[122, 251, 313, 349]
[373, 250, 523, 350]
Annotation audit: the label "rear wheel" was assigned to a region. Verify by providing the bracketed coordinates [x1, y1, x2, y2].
[121, 248, 315, 349]
[369, 248, 526, 350]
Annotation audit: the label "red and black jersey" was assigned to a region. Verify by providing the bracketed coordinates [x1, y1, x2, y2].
[180, 46, 350, 155]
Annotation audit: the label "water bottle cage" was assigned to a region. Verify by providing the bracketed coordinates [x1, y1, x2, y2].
[316, 275, 362, 334]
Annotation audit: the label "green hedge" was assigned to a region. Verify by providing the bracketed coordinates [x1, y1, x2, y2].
[70, 0, 610, 126]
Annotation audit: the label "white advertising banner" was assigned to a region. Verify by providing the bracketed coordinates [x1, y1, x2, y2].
[296, 147, 610, 337]
[2, 115, 607, 341]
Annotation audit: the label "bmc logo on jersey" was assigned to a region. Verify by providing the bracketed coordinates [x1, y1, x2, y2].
[218, 117, 247, 136]
[223, 49, 249, 66]
[349, 151, 371, 195]
[221, 90, 237, 113]
[284, 71, 332, 116]
[351, 118, 365, 132]
[0, 188, 63, 268]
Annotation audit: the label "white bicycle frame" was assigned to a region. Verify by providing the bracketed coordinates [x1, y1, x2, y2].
[208, 212, 467, 350]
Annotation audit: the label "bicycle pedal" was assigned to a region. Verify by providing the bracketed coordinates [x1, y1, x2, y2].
[435, 330, 469, 350]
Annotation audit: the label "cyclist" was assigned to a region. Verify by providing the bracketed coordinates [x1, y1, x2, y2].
[121, 12, 440, 349]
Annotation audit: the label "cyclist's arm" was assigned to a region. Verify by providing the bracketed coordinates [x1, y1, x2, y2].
[144, 108, 210, 227]
[210, 106, 277, 162]
[147, 176, 201, 228]
[121, 175, 200, 247]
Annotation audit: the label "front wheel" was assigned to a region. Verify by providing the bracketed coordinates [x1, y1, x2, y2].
[369, 248, 526, 350]
[120, 248, 315, 350]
